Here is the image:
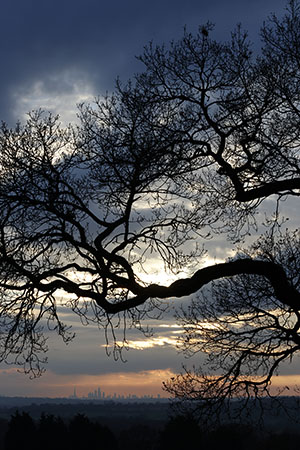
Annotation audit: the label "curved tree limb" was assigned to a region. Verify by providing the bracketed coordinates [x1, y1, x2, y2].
[100, 258, 300, 313]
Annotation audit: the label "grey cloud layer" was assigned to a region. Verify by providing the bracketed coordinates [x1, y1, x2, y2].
[1, 0, 283, 124]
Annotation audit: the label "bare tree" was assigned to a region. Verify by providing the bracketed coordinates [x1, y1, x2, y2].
[164, 229, 300, 423]
[0, 0, 299, 402]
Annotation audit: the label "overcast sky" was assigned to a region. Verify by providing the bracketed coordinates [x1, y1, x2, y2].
[0, 0, 298, 399]
[0, 0, 285, 126]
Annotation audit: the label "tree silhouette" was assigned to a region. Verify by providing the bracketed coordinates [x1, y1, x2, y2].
[0, 0, 299, 412]
[158, 415, 202, 450]
[205, 424, 257, 450]
[68, 414, 118, 450]
[4, 411, 36, 450]
[119, 424, 159, 450]
[37, 413, 68, 450]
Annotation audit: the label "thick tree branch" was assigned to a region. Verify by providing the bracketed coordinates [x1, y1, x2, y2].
[235, 178, 300, 201]
[102, 258, 300, 313]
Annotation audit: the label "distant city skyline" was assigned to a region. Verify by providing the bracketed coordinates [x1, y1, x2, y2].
[69, 385, 162, 401]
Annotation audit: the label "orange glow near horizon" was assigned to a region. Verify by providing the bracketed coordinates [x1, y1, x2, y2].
[0, 367, 175, 398]
[0, 368, 300, 399]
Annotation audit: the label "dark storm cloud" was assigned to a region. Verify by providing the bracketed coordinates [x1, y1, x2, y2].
[0, 0, 284, 124]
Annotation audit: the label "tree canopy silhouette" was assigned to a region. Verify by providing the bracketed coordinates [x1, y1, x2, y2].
[0, 0, 299, 412]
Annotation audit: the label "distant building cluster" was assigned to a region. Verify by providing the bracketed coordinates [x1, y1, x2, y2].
[69, 386, 162, 401]
[87, 387, 103, 400]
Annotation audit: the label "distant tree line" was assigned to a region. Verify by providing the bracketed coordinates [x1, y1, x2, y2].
[2, 411, 117, 450]
[0, 410, 299, 450]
